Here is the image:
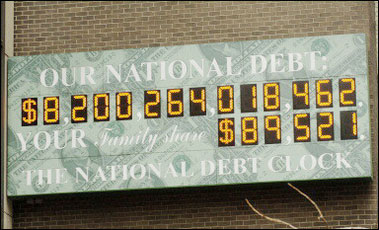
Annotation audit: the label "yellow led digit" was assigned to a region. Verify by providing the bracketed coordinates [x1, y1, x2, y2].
[252, 85, 257, 110]
[340, 111, 358, 140]
[294, 113, 310, 142]
[94, 93, 109, 121]
[116, 92, 132, 120]
[44, 97, 59, 124]
[22, 98, 38, 126]
[190, 88, 205, 112]
[218, 86, 234, 113]
[71, 95, 87, 123]
[293, 81, 309, 109]
[240, 84, 257, 113]
[317, 112, 334, 141]
[339, 78, 356, 106]
[316, 79, 332, 107]
[145, 90, 160, 118]
[265, 116, 281, 140]
[218, 118, 235, 146]
[264, 83, 280, 111]
[241, 117, 258, 145]
[167, 89, 183, 117]
[352, 112, 357, 136]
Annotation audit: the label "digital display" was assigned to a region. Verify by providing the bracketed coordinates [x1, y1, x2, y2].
[317, 112, 334, 141]
[9, 34, 372, 196]
[263, 83, 280, 111]
[217, 85, 234, 114]
[189, 87, 206, 116]
[316, 79, 333, 108]
[20, 79, 363, 144]
[116, 92, 132, 120]
[71, 95, 87, 123]
[293, 113, 310, 142]
[292, 81, 309, 109]
[264, 115, 281, 144]
[340, 111, 358, 140]
[218, 118, 235, 147]
[94, 93, 110, 122]
[43, 96, 59, 125]
[339, 78, 356, 107]
[241, 117, 258, 145]
[21, 98, 38, 126]
[241, 84, 257, 113]
[167, 89, 184, 117]
[144, 90, 161, 119]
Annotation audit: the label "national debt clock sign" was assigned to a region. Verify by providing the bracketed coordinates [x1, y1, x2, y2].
[7, 33, 373, 196]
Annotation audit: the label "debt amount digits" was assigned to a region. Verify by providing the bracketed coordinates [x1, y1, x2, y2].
[21, 77, 357, 125]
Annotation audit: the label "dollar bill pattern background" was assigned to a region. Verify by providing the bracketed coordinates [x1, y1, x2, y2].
[7, 33, 372, 196]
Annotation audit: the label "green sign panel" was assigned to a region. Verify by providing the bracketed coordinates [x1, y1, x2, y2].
[7, 34, 372, 196]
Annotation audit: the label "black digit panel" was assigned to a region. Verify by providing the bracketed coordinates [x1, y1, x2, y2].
[217, 85, 234, 114]
[317, 112, 334, 141]
[218, 118, 235, 147]
[43, 96, 59, 125]
[316, 79, 333, 108]
[339, 78, 356, 107]
[264, 115, 281, 144]
[21, 98, 38, 126]
[292, 81, 310, 109]
[189, 87, 206, 116]
[241, 84, 257, 113]
[71, 95, 88, 123]
[144, 90, 161, 119]
[241, 117, 258, 145]
[263, 83, 280, 111]
[116, 92, 132, 120]
[293, 113, 310, 142]
[167, 89, 184, 117]
[340, 111, 358, 140]
[94, 93, 110, 122]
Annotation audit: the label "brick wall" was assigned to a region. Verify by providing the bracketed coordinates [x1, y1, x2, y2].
[12, 1, 378, 229]
[13, 1, 376, 56]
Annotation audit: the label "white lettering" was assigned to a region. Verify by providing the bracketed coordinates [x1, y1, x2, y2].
[141, 62, 157, 81]
[71, 129, 87, 148]
[318, 153, 333, 169]
[169, 60, 187, 79]
[336, 152, 352, 169]
[106, 64, 122, 83]
[218, 159, 231, 175]
[33, 131, 51, 151]
[288, 53, 303, 72]
[250, 55, 267, 74]
[207, 58, 223, 77]
[233, 158, 247, 174]
[80, 66, 96, 85]
[270, 53, 285, 73]
[76, 167, 89, 182]
[189, 59, 204, 78]
[16, 132, 32, 152]
[40, 68, 59, 87]
[125, 64, 141, 82]
[300, 155, 317, 170]
[201, 160, 215, 176]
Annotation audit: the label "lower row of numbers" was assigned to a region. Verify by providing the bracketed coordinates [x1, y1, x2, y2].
[218, 111, 358, 146]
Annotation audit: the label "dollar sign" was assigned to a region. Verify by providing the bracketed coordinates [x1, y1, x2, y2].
[220, 119, 234, 144]
[23, 99, 37, 124]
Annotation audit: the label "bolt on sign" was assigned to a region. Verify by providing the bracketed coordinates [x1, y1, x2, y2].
[7, 33, 373, 196]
